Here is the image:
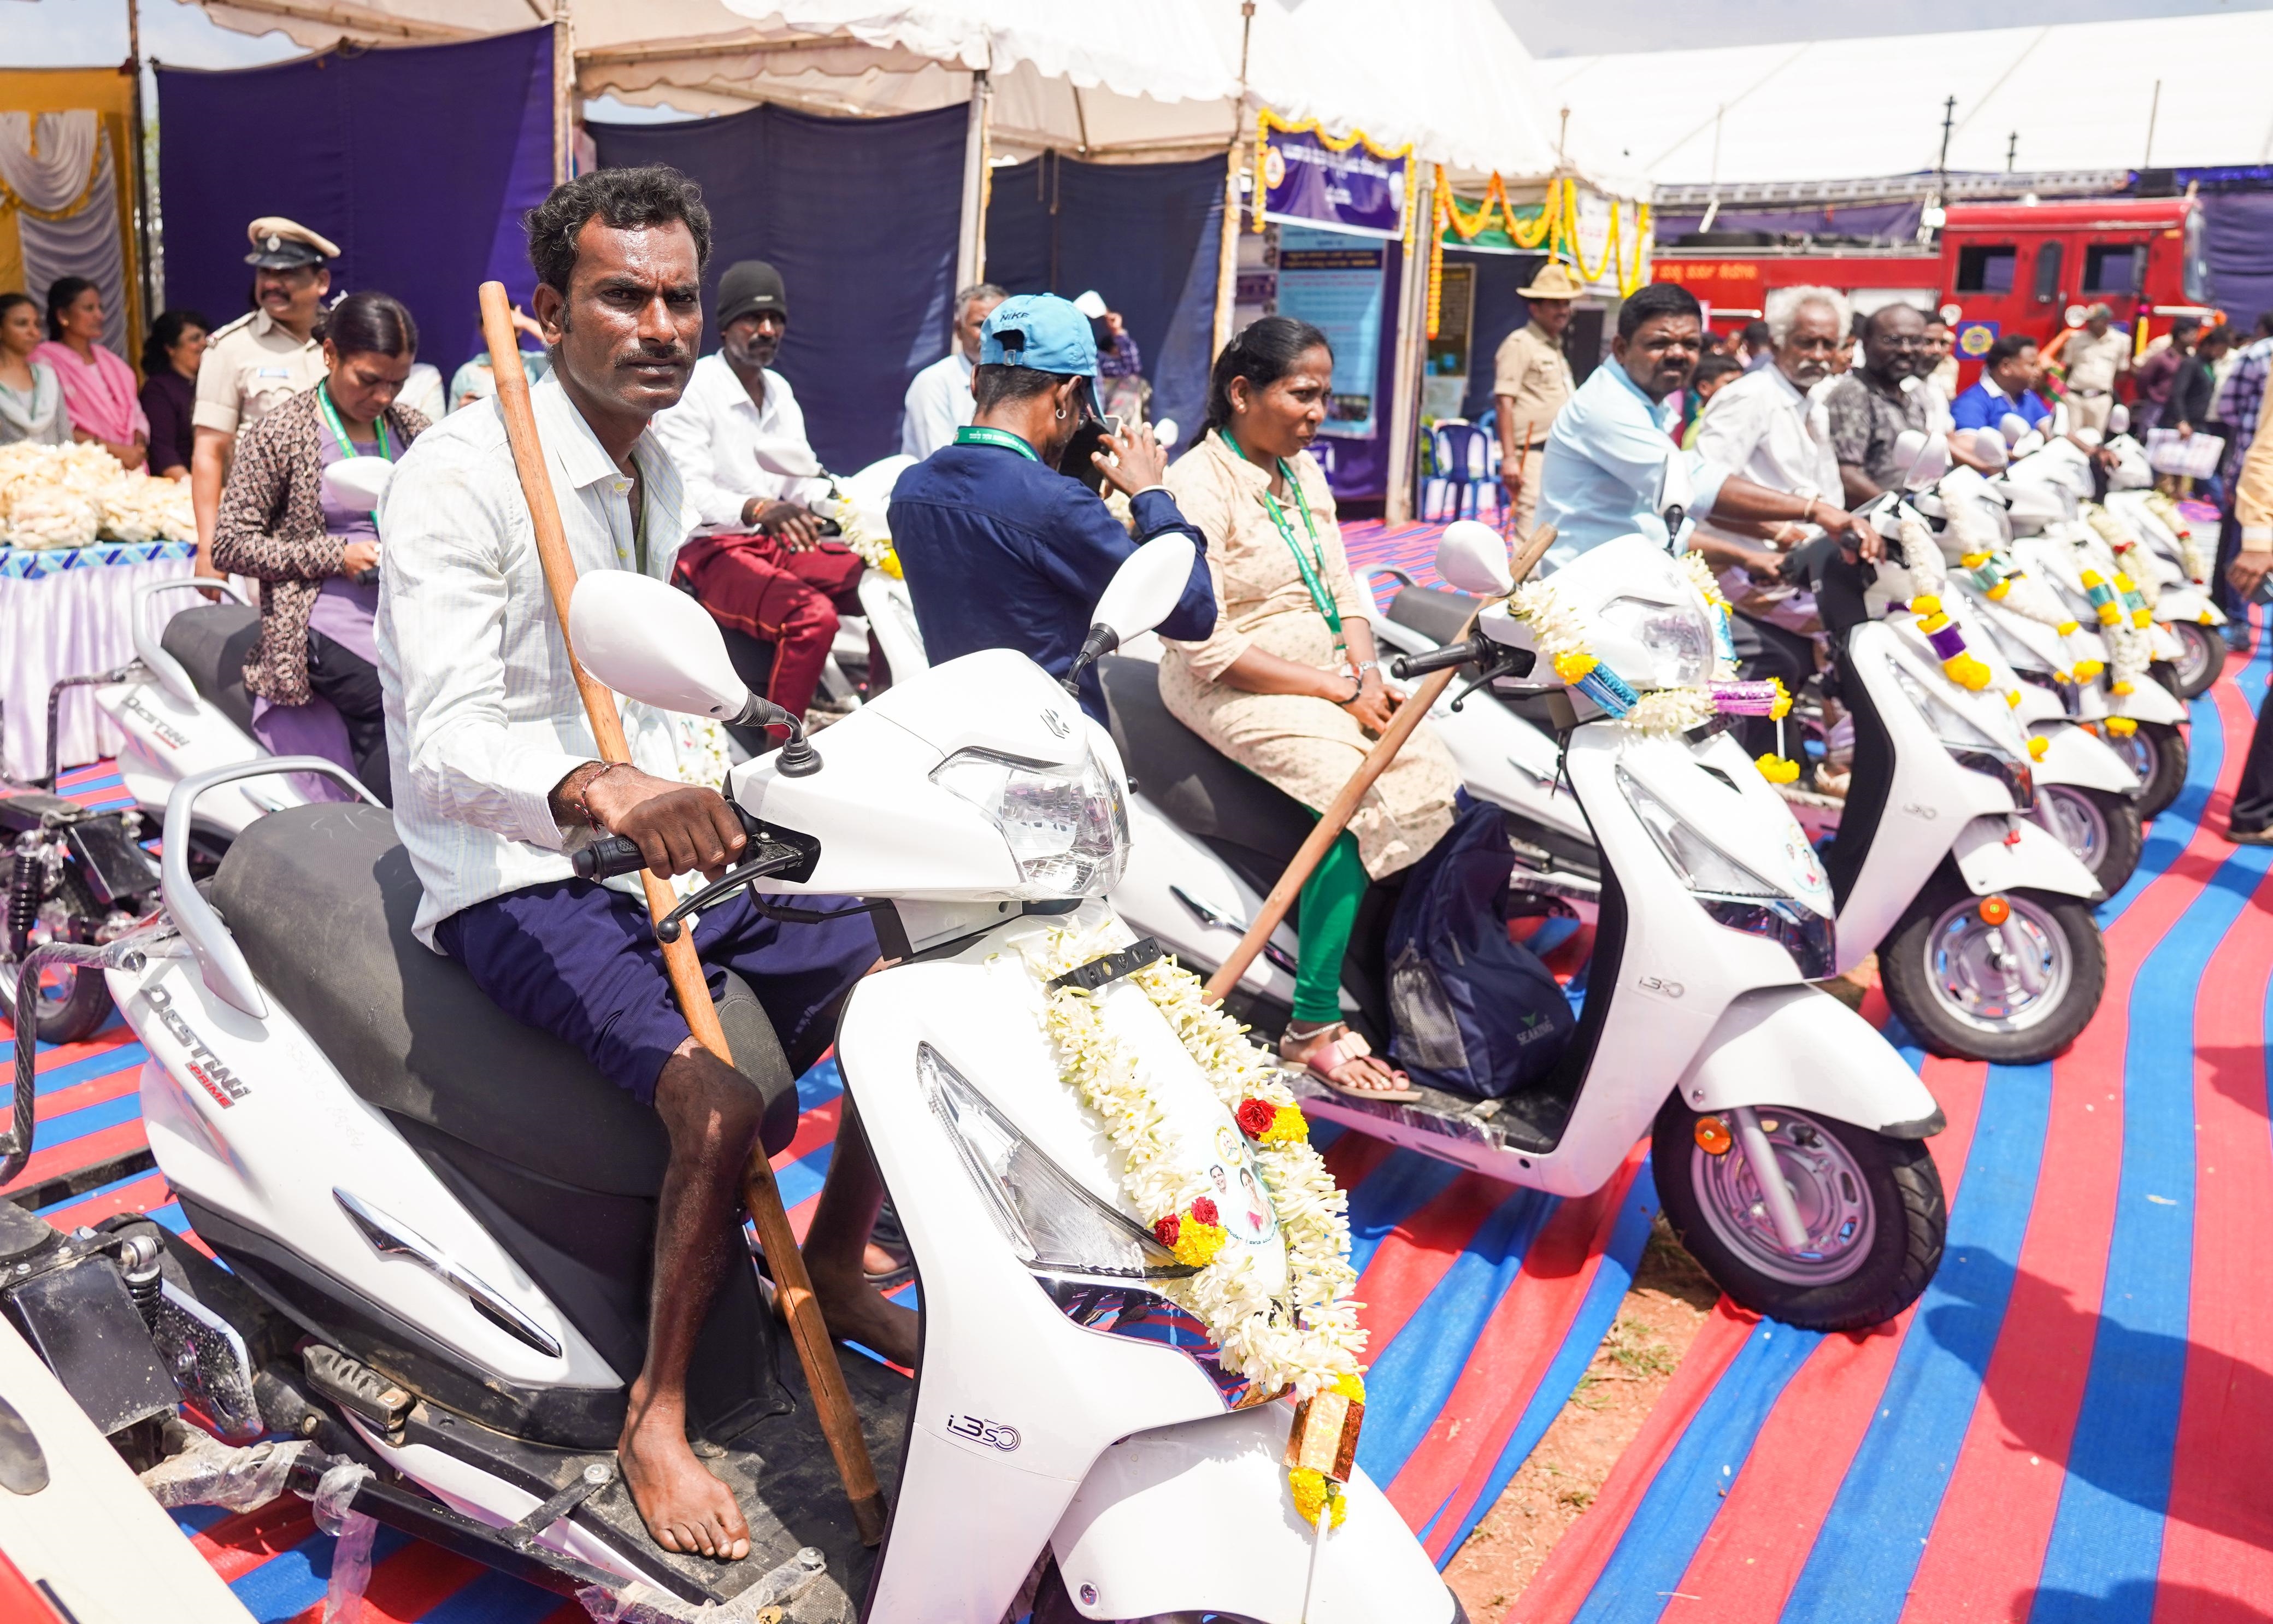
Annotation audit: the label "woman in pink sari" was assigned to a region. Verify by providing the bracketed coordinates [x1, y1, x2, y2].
[33, 276, 148, 470]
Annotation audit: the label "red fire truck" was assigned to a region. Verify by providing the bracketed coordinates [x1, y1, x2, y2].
[1651, 195, 2217, 387]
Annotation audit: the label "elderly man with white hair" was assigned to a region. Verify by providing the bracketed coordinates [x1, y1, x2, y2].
[1686, 283, 1852, 753]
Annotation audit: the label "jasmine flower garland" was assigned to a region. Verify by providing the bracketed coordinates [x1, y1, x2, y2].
[811, 485, 902, 578]
[1021, 920, 1367, 1407]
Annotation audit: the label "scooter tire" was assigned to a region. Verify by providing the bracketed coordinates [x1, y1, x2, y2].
[2166, 623, 2228, 701]
[2031, 784, 2142, 895]
[1877, 882, 2106, 1064]
[0, 959, 113, 1046]
[2122, 721, 2189, 820]
[1652, 1096, 1946, 1333]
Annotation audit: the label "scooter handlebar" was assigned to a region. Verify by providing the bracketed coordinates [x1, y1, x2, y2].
[572, 803, 768, 881]
[1389, 636, 1493, 679]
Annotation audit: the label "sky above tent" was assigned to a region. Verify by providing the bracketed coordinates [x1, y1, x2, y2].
[1491, 0, 2273, 56]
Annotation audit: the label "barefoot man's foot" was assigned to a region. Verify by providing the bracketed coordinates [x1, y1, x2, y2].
[620, 1379, 751, 1561]
[811, 1272, 920, 1368]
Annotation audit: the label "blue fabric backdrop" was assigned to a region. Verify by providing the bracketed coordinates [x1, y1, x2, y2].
[590, 102, 965, 474]
[985, 151, 1224, 456]
[2201, 191, 2273, 332]
[156, 30, 555, 389]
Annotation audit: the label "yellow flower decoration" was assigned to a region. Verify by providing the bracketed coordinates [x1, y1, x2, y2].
[1755, 754, 1802, 785]
[2028, 735, 2050, 761]
[1289, 1469, 1347, 1529]
[1170, 1216, 1229, 1269]
[1553, 650, 1598, 682]
[1261, 1104, 1310, 1146]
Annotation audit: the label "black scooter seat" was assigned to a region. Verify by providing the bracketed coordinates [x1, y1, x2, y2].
[157, 604, 261, 735]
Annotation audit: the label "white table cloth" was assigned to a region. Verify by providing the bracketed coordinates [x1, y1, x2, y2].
[0, 541, 196, 781]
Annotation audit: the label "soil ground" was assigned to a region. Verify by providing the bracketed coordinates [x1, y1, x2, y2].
[1441, 1215, 1720, 1622]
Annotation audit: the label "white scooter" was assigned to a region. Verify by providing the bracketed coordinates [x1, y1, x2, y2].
[10, 541, 1462, 1622]
[38, 455, 402, 857]
[1108, 525, 1946, 1332]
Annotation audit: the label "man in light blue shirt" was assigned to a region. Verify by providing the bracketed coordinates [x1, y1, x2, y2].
[1536, 281, 1873, 573]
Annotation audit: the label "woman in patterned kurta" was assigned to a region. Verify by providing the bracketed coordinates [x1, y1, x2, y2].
[1162, 317, 1457, 1099]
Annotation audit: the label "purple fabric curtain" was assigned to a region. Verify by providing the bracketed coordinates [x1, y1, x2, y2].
[156, 29, 556, 381]
[2201, 191, 2273, 332]
[589, 102, 965, 475]
[1657, 199, 1925, 243]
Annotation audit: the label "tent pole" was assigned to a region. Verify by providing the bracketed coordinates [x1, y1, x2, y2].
[1383, 170, 1432, 526]
[552, 0, 573, 184]
[956, 68, 991, 292]
[1214, 1, 1257, 358]
[126, 0, 156, 345]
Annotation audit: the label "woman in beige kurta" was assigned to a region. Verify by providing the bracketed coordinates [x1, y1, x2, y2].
[1160, 317, 1458, 1098]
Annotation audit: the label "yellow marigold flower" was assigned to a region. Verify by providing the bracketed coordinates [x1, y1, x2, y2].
[1754, 754, 1801, 785]
[1912, 594, 1942, 615]
[2057, 620, 2081, 636]
[2028, 735, 2049, 761]
[1171, 1217, 1229, 1268]
[1262, 1104, 1310, 1146]
[1289, 1468, 1347, 1529]
[1552, 650, 1597, 682]
[1332, 1372, 1368, 1404]
[879, 547, 904, 580]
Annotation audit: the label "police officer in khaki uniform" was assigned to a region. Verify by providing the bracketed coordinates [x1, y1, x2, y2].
[1493, 261, 1583, 535]
[2054, 304, 2131, 436]
[191, 217, 337, 579]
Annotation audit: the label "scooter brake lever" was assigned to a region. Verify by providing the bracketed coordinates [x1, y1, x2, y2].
[1446, 646, 1535, 711]
[653, 838, 817, 943]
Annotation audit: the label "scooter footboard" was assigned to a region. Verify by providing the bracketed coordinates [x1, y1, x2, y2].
[1050, 1403, 1457, 1623]
[1679, 985, 1941, 1137]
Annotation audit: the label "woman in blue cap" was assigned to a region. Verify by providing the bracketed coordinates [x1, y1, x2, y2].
[888, 292, 1217, 726]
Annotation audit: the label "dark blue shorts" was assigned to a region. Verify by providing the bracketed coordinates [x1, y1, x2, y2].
[435, 880, 878, 1105]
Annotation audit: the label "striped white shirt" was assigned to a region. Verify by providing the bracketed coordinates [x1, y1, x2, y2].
[376, 373, 693, 948]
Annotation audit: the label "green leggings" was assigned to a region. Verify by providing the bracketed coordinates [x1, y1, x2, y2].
[1292, 825, 1368, 1026]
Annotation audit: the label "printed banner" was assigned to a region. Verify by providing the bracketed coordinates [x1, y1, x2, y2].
[1261, 123, 1409, 240]
[1275, 226, 1386, 438]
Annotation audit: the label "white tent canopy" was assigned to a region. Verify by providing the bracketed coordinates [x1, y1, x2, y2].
[1544, 11, 2273, 189]
[191, 0, 1603, 182]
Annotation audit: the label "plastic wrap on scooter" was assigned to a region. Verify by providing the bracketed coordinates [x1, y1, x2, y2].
[313, 1460, 379, 1624]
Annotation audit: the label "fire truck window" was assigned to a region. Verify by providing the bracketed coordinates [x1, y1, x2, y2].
[2083, 244, 2140, 293]
[2184, 210, 2211, 305]
[1956, 245, 2016, 294]
[2032, 240, 2064, 304]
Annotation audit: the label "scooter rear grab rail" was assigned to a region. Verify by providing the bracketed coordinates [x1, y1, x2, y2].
[9, 929, 166, 1184]
[162, 758, 382, 1019]
[132, 576, 251, 710]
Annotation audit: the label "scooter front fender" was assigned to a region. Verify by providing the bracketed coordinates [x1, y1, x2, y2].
[1050, 1402, 1457, 1624]
[1677, 984, 1940, 1137]
[2157, 587, 2223, 627]
[2028, 721, 2141, 795]
[2107, 676, 2187, 725]
[1952, 814, 2100, 900]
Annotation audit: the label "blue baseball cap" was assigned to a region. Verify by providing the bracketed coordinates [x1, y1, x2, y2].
[979, 293, 1098, 378]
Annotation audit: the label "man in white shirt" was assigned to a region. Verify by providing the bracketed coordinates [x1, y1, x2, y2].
[655, 260, 878, 722]
[1693, 284, 1851, 740]
[2056, 304, 2130, 434]
[378, 169, 906, 1564]
[899, 280, 1005, 458]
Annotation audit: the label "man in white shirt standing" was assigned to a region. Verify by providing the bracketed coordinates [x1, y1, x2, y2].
[378, 169, 907, 1565]
[2056, 303, 2131, 434]
[656, 260, 878, 724]
[899, 280, 1005, 459]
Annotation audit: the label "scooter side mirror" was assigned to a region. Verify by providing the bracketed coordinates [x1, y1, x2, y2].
[1903, 433, 1952, 491]
[1969, 427, 2010, 470]
[2107, 402, 2131, 437]
[1153, 417, 1181, 451]
[746, 437, 827, 481]
[1892, 427, 1930, 472]
[322, 455, 394, 513]
[1999, 412, 2033, 448]
[1435, 519, 1515, 597]
[1061, 532, 1199, 696]
[569, 572, 755, 723]
[1655, 452, 1695, 534]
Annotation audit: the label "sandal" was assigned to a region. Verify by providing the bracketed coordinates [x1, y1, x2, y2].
[1282, 1022, 1422, 1103]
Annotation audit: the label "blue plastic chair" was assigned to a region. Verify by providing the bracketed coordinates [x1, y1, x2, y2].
[1424, 420, 1494, 521]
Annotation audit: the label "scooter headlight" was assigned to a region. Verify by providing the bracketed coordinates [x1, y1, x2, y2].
[1617, 769, 1788, 899]
[1889, 661, 2014, 758]
[931, 745, 1129, 899]
[1618, 768, 1835, 973]
[918, 1043, 1191, 1280]
[1599, 596, 1716, 689]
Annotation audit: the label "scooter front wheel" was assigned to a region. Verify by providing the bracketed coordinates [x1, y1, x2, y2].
[1878, 882, 2106, 1063]
[2166, 623, 2228, 701]
[0, 954, 114, 1046]
[1652, 1096, 1945, 1332]
[2029, 783, 2142, 893]
[2106, 721, 2188, 820]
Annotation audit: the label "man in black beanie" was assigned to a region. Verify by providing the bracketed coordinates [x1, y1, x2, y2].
[655, 258, 879, 722]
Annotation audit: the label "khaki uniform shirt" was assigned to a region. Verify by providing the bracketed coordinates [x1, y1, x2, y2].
[192, 308, 324, 436]
[1493, 323, 1575, 445]
[2063, 327, 2131, 396]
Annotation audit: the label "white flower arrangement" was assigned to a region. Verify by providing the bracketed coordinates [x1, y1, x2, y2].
[1620, 685, 1716, 735]
[1023, 918, 1365, 1402]
[0, 443, 196, 548]
[811, 486, 899, 575]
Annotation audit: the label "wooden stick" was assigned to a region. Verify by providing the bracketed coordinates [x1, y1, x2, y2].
[476, 284, 887, 1546]
[1202, 525, 1558, 1006]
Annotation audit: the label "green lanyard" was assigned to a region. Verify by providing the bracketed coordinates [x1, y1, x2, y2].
[315, 383, 392, 530]
[956, 423, 1042, 462]
[1222, 429, 1344, 651]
